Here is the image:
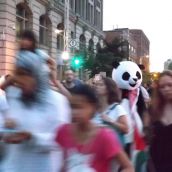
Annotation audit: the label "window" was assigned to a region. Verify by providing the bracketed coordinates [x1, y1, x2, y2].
[39, 15, 51, 46]
[57, 23, 64, 50]
[86, 0, 94, 24]
[81, 0, 86, 18]
[79, 34, 86, 52]
[75, 0, 81, 14]
[95, 8, 101, 27]
[71, 31, 74, 39]
[16, 3, 32, 37]
[94, 0, 101, 28]
[96, 42, 101, 53]
[57, 34, 64, 50]
[96, 0, 101, 8]
[88, 39, 94, 52]
[70, 0, 75, 10]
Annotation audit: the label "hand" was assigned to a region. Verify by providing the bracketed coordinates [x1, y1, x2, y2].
[4, 118, 17, 129]
[3, 131, 31, 144]
[0, 75, 15, 90]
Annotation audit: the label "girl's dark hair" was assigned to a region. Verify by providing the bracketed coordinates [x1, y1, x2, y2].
[19, 30, 37, 51]
[151, 70, 172, 122]
[102, 77, 121, 104]
[71, 84, 99, 107]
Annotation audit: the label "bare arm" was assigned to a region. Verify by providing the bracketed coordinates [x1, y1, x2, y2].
[115, 116, 129, 134]
[101, 115, 129, 134]
[54, 80, 72, 99]
[47, 58, 71, 99]
[115, 150, 134, 172]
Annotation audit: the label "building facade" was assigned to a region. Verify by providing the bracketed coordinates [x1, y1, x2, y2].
[0, 0, 104, 75]
[130, 29, 150, 65]
[104, 28, 150, 71]
[104, 28, 138, 62]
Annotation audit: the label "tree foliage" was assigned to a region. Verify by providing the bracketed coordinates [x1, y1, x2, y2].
[90, 38, 129, 77]
[142, 71, 152, 84]
[71, 38, 129, 78]
[168, 62, 172, 70]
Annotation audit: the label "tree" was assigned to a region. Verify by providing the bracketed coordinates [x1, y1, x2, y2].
[168, 62, 172, 70]
[90, 38, 129, 77]
[69, 48, 95, 80]
[142, 71, 152, 84]
[70, 38, 129, 79]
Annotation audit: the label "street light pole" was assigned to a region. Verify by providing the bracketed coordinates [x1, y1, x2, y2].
[64, 0, 69, 53]
[61, 0, 70, 73]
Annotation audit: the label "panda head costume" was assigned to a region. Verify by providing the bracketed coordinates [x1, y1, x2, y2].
[112, 61, 142, 90]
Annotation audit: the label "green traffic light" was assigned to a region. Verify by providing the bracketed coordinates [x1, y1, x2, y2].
[74, 59, 80, 65]
[71, 55, 84, 69]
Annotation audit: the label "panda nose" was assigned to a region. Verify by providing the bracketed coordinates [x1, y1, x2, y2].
[133, 78, 138, 82]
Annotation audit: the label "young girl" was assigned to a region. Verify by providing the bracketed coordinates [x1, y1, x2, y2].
[148, 71, 172, 172]
[56, 84, 134, 172]
[93, 77, 129, 146]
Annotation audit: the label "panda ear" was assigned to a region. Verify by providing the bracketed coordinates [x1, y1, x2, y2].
[112, 61, 120, 68]
[138, 64, 145, 70]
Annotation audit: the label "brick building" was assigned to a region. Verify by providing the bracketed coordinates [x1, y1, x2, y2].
[104, 28, 150, 71]
[130, 29, 150, 71]
[104, 28, 137, 61]
[0, 0, 104, 75]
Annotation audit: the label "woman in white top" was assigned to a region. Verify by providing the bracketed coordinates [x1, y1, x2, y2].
[1, 51, 70, 172]
[93, 76, 129, 145]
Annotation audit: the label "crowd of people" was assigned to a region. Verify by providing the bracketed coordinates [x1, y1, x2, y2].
[0, 30, 171, 172]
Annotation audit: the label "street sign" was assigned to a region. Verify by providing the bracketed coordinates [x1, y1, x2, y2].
[69, 39, 77, 48]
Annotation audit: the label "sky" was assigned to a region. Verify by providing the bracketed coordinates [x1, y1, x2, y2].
[103, 0, 172, 72]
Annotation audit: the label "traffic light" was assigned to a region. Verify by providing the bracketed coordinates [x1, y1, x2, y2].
[71, 55, 84, 69]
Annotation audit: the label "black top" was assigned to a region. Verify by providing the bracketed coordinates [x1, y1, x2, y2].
[150, 121, 172, 172]
[63, 81, 83, 93]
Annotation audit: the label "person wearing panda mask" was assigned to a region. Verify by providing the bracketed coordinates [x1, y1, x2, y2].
[112, 61, 147, 160]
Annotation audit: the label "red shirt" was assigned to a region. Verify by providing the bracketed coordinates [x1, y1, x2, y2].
[56, 124, 122, 172]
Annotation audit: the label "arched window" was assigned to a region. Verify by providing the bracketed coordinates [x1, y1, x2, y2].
[88, 39, 94, 52]
[39, 15, 51, 46]
[79, 34, 86, 51]
[16, 3, 32, 37]
[56, 23, 64, 51]
[96, 42, 101, 53]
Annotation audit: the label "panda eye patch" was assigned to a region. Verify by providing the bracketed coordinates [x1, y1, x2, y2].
[122, 72, 130, 81]
[136, 71, 141, 79]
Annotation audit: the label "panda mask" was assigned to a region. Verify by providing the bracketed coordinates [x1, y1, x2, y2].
[112, 61, 142, 90]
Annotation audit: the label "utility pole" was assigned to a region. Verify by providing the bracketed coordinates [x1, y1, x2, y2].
[62, 0, 70, 72]
[64, 0, 69, 53]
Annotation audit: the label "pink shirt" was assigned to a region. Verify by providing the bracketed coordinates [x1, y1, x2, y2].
[56, 124, 122, 172]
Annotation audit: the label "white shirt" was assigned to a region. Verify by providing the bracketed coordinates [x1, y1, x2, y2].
[93, 103, 127, 126]
[1, 87, 70, 172]
[140, 86, 150, 102]
[0, 89, 9, 129]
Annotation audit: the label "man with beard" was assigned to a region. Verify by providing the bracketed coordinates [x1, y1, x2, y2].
[63, 70, 82, 92]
